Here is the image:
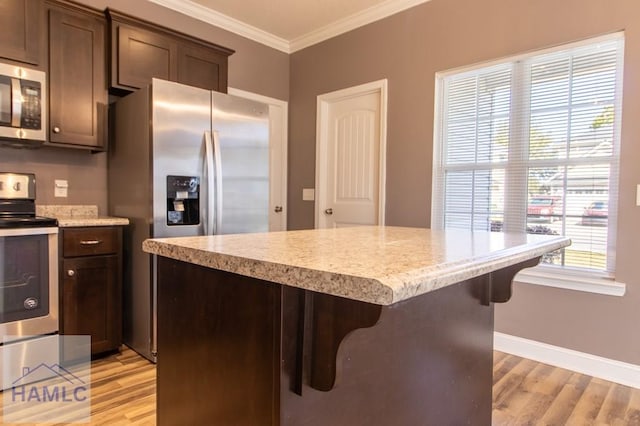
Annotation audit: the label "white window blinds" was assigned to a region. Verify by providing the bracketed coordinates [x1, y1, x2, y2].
[432, 34, 624, 274]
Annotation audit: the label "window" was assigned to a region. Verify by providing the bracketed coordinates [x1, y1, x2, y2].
[432, 34, 624, 284]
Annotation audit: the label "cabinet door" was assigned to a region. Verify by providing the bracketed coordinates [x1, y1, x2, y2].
[0, 0, 42, 65]
[62, 255, 121, 354]
[177, 42, 228, 92]
[48, 7, 106, 149]
[114, 24, 177, 90]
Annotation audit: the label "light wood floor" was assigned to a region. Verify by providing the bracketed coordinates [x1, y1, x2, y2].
[0, 348, 156, 425]
[2, 348, 639, 425]
[493, 351, 640, 425]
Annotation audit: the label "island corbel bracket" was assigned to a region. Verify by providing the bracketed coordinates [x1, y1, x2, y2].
[481, 256, 542, 305]
[309, 292, 383, 392]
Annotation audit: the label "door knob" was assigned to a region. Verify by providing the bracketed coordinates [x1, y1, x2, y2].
[67, 270, 75, 277]
[324, 208, 333, 215]
[274, 206, 283, 213]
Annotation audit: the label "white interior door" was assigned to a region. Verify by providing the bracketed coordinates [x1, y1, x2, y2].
[228, 88, 288, 231]
[316, 80, 387, 228]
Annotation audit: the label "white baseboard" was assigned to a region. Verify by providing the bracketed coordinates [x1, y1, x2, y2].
[494, 332, 640, 389]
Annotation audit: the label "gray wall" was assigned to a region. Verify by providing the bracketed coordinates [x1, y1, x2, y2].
[288, 0, 640, 364]
[0, 0, 289, 213]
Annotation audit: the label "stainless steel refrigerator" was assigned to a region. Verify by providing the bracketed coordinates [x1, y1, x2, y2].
[108, 78, 269, 362]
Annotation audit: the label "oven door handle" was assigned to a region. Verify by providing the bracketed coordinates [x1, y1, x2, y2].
[0, 227, 58, 237]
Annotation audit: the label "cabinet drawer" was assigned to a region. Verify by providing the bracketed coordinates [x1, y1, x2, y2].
[62, 227, 120, 257]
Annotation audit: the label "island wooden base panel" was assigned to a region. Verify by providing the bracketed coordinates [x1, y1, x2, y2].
[1, 348, 639, 424]
[156, 258, 280, 426]
[280, 284, 493, 425]
[157, 257, 495, 426]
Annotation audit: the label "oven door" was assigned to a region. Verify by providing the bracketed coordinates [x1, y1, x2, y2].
[0, 227, 58, 343]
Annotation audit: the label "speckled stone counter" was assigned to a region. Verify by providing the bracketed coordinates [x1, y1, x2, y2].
[142, 226, 569, 305]
[149, 226, 570, 426]
[36, 205, 129, 227]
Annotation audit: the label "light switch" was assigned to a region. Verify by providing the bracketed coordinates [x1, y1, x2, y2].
[55, 179, 68, 198]
[302, 188, 315, 201]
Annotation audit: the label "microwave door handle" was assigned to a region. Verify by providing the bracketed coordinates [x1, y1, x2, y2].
[212, 130, 223, 235]
[11, 78, 21, 128]
[204, 131, 215, 236]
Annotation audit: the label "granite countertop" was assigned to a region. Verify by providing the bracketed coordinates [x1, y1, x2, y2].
[142, 226, 570, 305]
[37, 205, 129, 227]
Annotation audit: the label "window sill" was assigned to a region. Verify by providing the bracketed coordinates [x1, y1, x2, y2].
[514, 266, 626, 296]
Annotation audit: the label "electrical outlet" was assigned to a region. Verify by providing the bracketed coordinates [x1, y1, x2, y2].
[302, 188, 315, 201]
[54, 179, 68, 198]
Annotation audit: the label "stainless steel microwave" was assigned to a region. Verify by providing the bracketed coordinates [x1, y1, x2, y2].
[0, 62, 46, 145]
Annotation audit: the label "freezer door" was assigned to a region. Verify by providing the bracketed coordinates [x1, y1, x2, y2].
[152, 79, 212, 239]
[211, 92, 270, 234]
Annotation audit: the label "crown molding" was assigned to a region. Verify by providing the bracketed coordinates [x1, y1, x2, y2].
[147, 0, 290, 53]
[148, 0, 432, 54]
[290, 0, 431, 52]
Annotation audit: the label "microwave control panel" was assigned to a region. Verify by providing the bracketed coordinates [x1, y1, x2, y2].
[20, 80, 41, 130]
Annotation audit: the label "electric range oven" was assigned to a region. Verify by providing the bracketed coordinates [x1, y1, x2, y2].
[0, 173, 58, 344]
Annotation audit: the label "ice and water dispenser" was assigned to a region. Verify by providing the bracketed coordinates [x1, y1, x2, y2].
[166, 175, 200, 225]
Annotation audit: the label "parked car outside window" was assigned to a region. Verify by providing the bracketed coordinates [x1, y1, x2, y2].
[581, 201, 608, 226]
[527, 196, 561, 223]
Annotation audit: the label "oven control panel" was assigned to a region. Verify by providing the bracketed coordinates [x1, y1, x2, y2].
[0, 173, 35, 199]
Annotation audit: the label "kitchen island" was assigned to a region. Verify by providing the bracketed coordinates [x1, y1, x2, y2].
[143, 226, 570, 426]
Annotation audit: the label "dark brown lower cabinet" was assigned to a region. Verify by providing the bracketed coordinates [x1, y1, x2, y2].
[60, 227, 122, 355]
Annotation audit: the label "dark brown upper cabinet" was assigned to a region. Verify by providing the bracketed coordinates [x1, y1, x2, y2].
[177, 42, 229, 92]
[115, 24, 178, 90]
[107, 10, 233, 93]
[47, 3, 107, 150]
[0, 0, 43, 66]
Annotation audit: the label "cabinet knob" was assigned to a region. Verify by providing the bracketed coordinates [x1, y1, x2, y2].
[52, 126, 61, 134]
[324, 208, 333, 215]
[274, 206, 283, 213]
[67, 270, 75, 277]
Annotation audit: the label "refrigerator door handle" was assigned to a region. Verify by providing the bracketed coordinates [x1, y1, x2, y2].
[204, 131, 215, 235]
[212, 130, 223, 234]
